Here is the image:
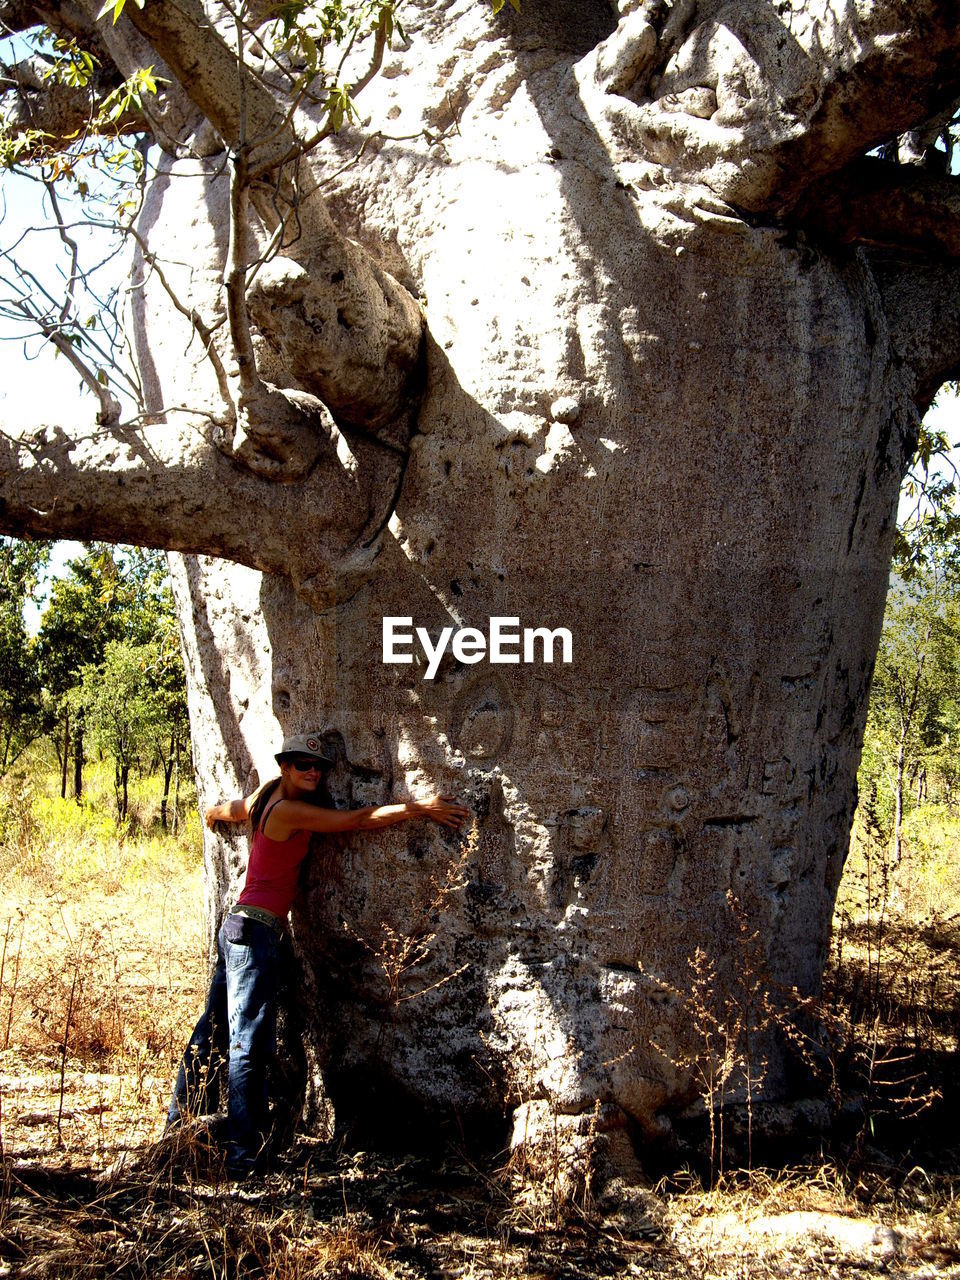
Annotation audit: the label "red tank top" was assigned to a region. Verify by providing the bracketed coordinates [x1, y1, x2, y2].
[236, 817, 312, 918]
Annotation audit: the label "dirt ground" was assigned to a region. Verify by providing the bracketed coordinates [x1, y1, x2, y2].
[0, 845, 957, 1278]
[1, 1096, 958, 1279]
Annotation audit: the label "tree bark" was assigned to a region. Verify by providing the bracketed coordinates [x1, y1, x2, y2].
[73, 717, 83, 801]
[172, 730, 181, 836]
[893, 737, 905, 868]
[59, 711, 69, 802]
[1, 0, 958, 1180]
[160, 734, 174, 832]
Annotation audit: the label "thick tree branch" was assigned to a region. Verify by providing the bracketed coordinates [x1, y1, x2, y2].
[93, 0, 284, 151]
[588, 0, 960, 213]
[244, 234, 424, 443]
[889, 96, 960, 170]
[793, 158, 960, 259]
[0, 412, 399, 602]
[758, 0, 960, 211]
[70, 0, 426, 444]
[870, 256, 960, 412]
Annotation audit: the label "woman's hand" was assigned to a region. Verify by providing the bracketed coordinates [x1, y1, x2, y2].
[418, 795, 471, 829]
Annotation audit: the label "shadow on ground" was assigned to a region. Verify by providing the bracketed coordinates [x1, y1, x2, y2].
[2, 1111, 959, 1280]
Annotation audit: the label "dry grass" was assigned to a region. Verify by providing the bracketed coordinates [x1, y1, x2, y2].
[825, 808, 960, 1134]
[0, 759, 956, 1277]
[0, 757, 206, 1176]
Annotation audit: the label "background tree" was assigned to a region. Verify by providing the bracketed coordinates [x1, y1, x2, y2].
[35, 543, 182, 798]
[74, 636, 165, 821]
[0, 535, 48, 774]
[139, 588, 190, 831]
[37, 544, 127, 797]
[1, 0, 960, 1185]
[860, 572, 960, 865]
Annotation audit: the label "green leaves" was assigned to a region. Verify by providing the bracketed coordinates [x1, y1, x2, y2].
[42, 37, 99, 89]
[2, 30, 159, 192]
[98, 66, 164, 124]
[324, 83, 359, 132]
[0, 129, 51, 170]
[55, 50, 96, 88]
[490, 0, 521, 14]
[265, 0, 402, 138]
[269, 0, 347, 84]
[896, 415, 960, 582]
[96, 0, 145, 27]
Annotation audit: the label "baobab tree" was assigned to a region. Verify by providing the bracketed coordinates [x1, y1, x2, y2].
[1, 0, 959, 1183]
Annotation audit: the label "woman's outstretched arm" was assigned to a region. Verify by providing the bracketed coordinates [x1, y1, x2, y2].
[267, 795, 469, 839]
[205, 792, 256, 829]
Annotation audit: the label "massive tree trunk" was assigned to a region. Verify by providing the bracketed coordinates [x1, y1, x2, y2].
[2, 0, 960, 1180]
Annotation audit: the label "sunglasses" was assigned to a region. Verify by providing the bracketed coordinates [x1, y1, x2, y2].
[287, 756, 326, 771]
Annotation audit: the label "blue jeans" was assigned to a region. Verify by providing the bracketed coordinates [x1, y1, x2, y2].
[168, 914, 281, 1173]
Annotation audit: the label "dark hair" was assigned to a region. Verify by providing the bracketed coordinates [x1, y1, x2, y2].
[248, 772, 332, 834]
[249, 778, 282, 835]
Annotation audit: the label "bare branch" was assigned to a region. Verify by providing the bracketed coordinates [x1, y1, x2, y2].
[220, 2, 263, 410]
[0, 217, 143, 411]
[15, 301, 122, 420]
[43, 180, 81, 322]
[124, 223, 232, 409]
[225, 148, 260, 403]
[6, 2, 425, 464]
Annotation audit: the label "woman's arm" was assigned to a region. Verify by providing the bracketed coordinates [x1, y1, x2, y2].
[205, 793, 255, 829]
[266, 795, 469, 839]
